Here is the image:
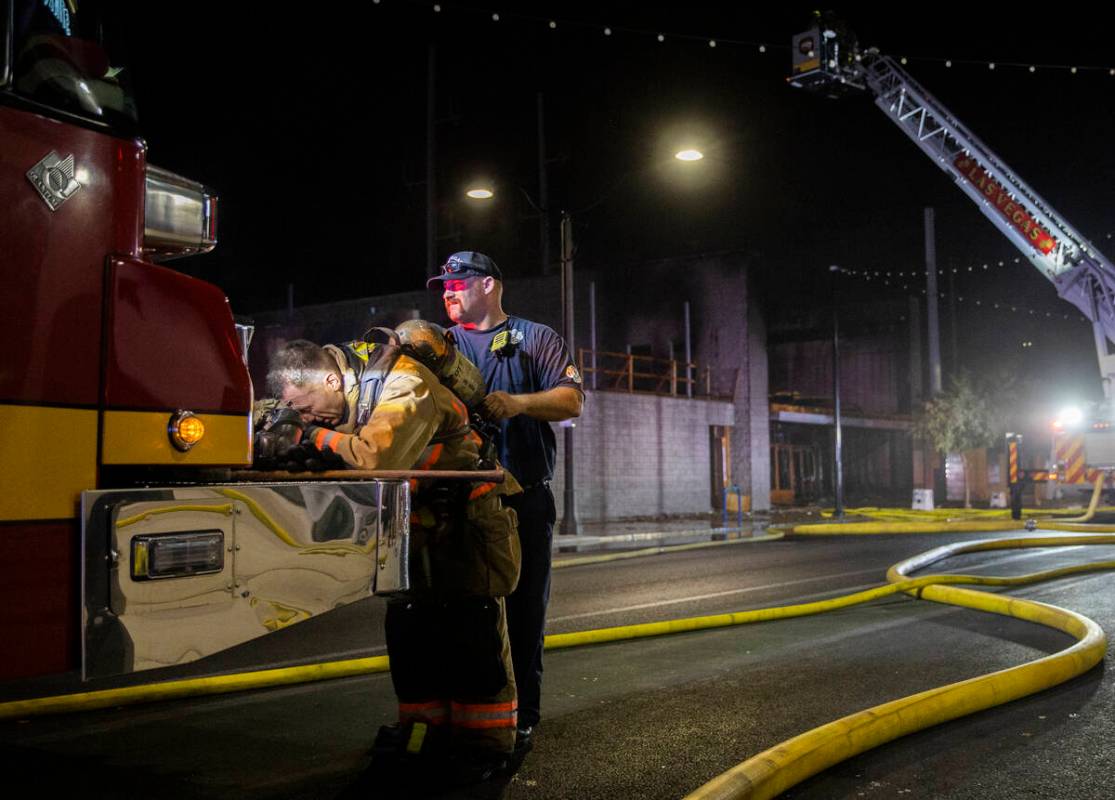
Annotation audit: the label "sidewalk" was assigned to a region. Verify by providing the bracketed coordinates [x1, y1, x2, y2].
[549, 508, 829, 552]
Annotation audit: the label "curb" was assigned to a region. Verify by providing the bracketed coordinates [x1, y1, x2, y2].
[552, 531, 784, 569]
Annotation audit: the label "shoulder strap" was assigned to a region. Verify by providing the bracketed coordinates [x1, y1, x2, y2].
[340, 340, 402, 427]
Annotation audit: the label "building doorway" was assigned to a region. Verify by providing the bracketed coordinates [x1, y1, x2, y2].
[770, 443, 822, 506]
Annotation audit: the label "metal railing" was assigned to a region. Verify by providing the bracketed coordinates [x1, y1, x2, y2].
[578, 348, 734, 399]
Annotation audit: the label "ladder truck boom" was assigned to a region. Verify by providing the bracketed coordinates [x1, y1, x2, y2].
[789, 23, 1115, 398]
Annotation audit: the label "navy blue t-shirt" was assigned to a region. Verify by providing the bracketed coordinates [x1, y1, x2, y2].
[451, 316, 583, 487]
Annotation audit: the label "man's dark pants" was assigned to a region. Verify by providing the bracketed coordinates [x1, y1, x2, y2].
[504, 483, 555, 729]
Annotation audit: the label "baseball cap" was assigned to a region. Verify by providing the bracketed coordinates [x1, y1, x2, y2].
[427, 251, 503, 287]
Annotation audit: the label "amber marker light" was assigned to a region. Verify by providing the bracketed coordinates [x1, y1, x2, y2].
[169, 410, 205, 451]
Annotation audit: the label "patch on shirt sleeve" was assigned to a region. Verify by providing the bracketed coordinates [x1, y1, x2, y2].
[565, 364, 582, 384]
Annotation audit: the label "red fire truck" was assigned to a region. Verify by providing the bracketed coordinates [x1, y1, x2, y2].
[1, 0, 244, 681]
[2, 1, 408, 689]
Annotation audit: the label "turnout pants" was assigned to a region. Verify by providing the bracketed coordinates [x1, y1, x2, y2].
[385, 596, 517, 754]
[503, 484, 555, 730]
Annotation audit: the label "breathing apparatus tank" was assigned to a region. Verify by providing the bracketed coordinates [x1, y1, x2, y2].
[393, 319, 487, 412]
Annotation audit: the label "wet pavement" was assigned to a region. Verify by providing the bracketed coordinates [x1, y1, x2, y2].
[3, 526, 1114, 798]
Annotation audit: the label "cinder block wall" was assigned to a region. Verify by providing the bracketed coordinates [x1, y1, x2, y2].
[551, 389, 735, 521]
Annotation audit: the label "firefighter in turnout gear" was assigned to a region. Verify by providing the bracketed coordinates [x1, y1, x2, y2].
[262, 336, 522, 782]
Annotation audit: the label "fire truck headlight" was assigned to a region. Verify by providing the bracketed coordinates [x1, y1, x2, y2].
[1056, 406, 1084, 430]
[131, 532, 224, 580]
[143, 165, 218, 261]
[168, 410, 205, 451]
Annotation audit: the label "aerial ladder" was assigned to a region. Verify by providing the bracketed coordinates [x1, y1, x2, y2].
[789, 19, 1115, 496]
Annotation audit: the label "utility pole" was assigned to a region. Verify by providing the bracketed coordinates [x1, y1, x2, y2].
[560, 212, 579, 536]
[589, 281, 598, 390]
[425, 44, 437, 278]
[925, 208, 942, 395]
[684, 301, 693, 398]
[830, 265, 845, 518]
[537, 93, 552, 276]
[924, 208, 943, 506]
[947, 260, 958, 375]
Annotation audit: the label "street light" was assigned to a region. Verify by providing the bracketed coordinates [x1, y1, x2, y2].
[462, 182, 581, 535]
[462, 151, 705, 535]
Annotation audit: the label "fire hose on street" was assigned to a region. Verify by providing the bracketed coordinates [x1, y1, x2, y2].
[682, 533, 1114, 800]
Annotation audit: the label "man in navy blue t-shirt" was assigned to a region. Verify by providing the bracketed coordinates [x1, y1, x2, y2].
[428, 251, 583, 751]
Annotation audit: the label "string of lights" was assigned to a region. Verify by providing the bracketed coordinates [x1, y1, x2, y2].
[376, 1, 1115, 77]
[381, 0, 1115, 306]
[839, 230, 1115, 281]
[417, 1, 782, 52]
[932, 293, 1085, 322]
[832, 266, 1089, 322]
[886, 54, 1115, 77]
[838, 260, 1017, 280]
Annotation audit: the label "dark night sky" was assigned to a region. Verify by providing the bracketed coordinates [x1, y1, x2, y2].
[118, 2, 1115, 413]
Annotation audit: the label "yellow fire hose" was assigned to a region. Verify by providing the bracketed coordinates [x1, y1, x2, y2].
[794, 519, 1115, 535]
[1, 529, 1113, 800]
[794, 519, 1026, 535]
[683, 534, 1115, 800]
[0, 656, 390, 722]
[813, 487, 1114, 525]
[1054, 472, 1105, 523]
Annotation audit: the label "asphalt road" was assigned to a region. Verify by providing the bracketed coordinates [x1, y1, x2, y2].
[3, 531, 1114, 799]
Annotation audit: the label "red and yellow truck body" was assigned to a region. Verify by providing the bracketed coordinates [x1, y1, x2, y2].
[1, 2, 251, 681]
[1, 104, 253, 682]
[2, 3, 412, 693]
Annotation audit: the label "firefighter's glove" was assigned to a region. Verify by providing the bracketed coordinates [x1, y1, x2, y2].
[292, 425, 347, 472]
[471, 417, 500, 470]
[253, 407, 305, 468]
[302, 424, 325, 448]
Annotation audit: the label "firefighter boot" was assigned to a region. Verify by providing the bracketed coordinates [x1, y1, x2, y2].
[367, 721, 449, 795]
[444, 746, 510, 789]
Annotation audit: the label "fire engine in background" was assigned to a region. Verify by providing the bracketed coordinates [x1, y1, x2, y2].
[790, 15, 1115, 500]
[1049, 406, 1115, 499]
[1, 0, 408, 689]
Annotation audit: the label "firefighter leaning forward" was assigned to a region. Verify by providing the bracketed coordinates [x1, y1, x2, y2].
[262, 336, 523, 776]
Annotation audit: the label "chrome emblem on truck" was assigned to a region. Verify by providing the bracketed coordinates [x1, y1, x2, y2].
[27, 150, 82, 210]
